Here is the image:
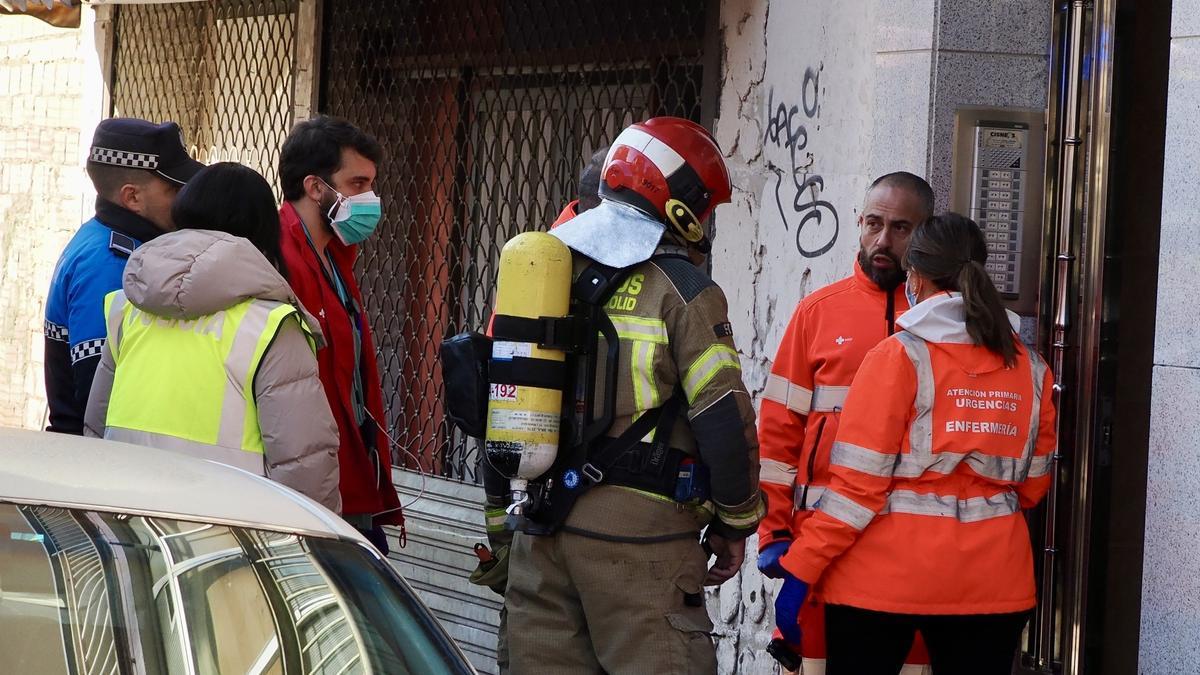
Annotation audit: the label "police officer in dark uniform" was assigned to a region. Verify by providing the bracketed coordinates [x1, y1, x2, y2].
[44, 118, 203, 434]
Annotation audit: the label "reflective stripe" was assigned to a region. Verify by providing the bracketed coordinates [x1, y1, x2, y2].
[814, 489, 875, 530]
[811, 385, 849, 412]
[881, 489, 1020, 523]
[629, 338, 660, 442]
[683, 344, 741, 404]
[614, 486, 716, 520]
[760, 458, 796, 487]
[1025, 350, 1053, 475]
[103, 291, 128, 359]
[630, 339, 658, 413]
[763, 373, 812, 415]
[1028, 453, 1052, 478]
[609, 126, 686, 176]
[830, 441, 897, 477]
[793, 484, 825, 511]
[485, 508, 508, 533]
[892, 331, 1046, 483]
[717, 499, 767, 531]
[217, 303, 276, 449]
[896, 332, 935, 469]
[105, 426, 265, 475]
[899, 452, 1037, 483]
[610, 315, 669, 344]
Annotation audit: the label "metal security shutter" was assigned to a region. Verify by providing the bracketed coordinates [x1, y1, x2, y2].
[387, 470, 500, 674]
[325, 5, 715, 670]
[320, 0, 713, 482]
[110, 0, 301, 197]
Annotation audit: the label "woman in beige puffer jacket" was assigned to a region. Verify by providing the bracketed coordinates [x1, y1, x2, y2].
[84, 162, 341, 512]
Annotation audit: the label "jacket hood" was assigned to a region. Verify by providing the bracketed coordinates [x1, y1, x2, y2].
[897, 292, 1021, 374]
[122, 229, 325, 345]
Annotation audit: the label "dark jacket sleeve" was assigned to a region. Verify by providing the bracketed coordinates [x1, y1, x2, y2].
[666, 282, 765, 540]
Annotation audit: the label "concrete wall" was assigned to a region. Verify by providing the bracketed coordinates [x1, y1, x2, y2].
[0, 14, 84, 430]
[1140, 1, 1200, 669]
[0, 7, 111, 431]
[708, 1, 1049, 671]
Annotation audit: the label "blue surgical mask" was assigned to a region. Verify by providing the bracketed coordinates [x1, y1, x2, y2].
[321, 179, 382, 245]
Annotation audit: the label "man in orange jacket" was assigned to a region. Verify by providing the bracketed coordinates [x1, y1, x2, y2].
[756, 172, 934, 673]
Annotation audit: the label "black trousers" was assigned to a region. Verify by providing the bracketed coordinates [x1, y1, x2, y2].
[825, 604, 1029, 675]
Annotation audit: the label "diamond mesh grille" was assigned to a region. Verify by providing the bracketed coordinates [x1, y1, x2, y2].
[109, 0, 712, 483]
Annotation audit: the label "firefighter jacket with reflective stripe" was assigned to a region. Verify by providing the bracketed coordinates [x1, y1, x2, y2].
[568, 247, 763, 541]
[487, 244, 764, 543]
[84, 229, 342, 512]
[757, 260, 909, 549]
[781, 292, 1057, 615]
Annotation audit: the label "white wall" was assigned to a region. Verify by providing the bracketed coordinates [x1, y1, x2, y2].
[0, 12, 88, 430]
[710, 1, 917, 671]
[708, 1, 1048, 671]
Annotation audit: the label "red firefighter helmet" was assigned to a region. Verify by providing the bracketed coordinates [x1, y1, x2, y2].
[551, 117, 732, 268]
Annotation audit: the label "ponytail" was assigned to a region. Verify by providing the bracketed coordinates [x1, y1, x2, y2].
[957, 259, 1017, 367]
[906, 212, 1018, 367]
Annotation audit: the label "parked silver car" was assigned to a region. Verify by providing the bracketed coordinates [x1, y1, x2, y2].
[0, 428, 475, 674]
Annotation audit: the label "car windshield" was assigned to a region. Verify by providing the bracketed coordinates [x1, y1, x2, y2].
[0, 503, 471, 675]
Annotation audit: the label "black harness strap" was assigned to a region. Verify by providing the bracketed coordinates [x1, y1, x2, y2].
[508, 254, 709, 536]
[488, 356, 565, 391]
[526, 391, 686, 534]
[492, 314, 579, 352]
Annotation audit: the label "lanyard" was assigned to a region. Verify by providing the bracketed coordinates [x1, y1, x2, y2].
[301, 219, 368, 427]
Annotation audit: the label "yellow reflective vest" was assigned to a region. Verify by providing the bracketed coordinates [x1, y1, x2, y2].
[101, 290, 313, 474]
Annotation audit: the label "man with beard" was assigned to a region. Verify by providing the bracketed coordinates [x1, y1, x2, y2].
[276, 116, 403, 551]
[756, 172, 935, 674]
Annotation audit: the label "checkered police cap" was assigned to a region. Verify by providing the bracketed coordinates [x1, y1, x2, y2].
[89, 146, 159, 170]
[88, 118, 204, 185]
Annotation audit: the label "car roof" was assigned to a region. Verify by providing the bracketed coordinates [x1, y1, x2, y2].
[0, 427, 365, 542]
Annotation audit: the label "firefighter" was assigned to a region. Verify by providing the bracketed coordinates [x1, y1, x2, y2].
[773, 213, 1057, 674]
[756, 172, 935, 674]
[473, 145, 609, 673]
[501, 117, 765, 674]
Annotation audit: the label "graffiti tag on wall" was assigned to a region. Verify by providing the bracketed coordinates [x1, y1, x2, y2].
[764, 65, 839, 258]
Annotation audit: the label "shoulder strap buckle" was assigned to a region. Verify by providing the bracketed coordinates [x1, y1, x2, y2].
[580, 462, 604, 484]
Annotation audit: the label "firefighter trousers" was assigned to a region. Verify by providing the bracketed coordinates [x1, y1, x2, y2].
[505, 528, 716, 674]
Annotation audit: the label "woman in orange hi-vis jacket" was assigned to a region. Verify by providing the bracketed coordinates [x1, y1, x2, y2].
[771, 212, 1057, 675]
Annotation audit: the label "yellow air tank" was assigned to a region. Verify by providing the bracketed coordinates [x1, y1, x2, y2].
[484, 232, 573, 515]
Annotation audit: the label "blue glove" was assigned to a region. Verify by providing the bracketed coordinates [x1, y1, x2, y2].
[757, 541, 791, 579]
[774, 575, 810, 647]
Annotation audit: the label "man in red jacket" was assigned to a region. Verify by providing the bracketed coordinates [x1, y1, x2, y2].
[757, 172, 935, 673]
[277, 115, 402, 552]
